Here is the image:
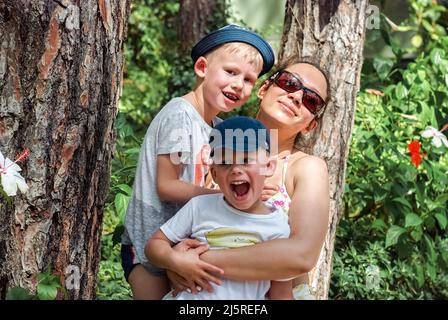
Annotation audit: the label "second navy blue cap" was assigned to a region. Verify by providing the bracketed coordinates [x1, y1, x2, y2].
[191, 25, 275, 76]
[209, 116, 270, 154]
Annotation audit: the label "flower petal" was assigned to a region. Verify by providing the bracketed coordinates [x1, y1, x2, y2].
[433, 137, 442, 148]
[421, 127, 436, 138]
[441, 135, 448, 148]
[15, 174, 29, 194]
[1, 172, 18, 196]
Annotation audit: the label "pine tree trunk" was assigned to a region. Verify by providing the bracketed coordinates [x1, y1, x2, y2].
[0, 0, 130, 299]
[178, 0, 228, 54]
[278, 0, 369, 299]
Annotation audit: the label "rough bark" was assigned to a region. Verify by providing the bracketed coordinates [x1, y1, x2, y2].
[279, 0, 368, 299]
[0, 0, 130, 299]
[178, 0, 225, 54]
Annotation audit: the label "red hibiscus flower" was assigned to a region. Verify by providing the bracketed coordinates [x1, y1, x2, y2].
[408, 140, 422, 168]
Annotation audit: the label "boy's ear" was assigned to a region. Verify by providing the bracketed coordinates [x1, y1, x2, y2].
[256, 80, 270, 100]
[210, 165, 217, 181]
[302, 119, 317, 133]
[194, 57, 208, 78]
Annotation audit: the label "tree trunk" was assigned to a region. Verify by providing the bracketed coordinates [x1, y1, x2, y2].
[278, 0, 368, 299]
[0, 0, 130, 299]
[178, 0, 227, 54]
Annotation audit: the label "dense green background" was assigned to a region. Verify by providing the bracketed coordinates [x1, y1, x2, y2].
[97, 0, 448, 300]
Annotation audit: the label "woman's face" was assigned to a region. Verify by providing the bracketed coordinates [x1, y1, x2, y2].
[257, 63, 328, 133]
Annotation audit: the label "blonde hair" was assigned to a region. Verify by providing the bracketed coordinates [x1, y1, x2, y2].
[206, 42, 263, 73]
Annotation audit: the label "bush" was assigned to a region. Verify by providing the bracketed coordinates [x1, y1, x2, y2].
[331, 0, 448, 299]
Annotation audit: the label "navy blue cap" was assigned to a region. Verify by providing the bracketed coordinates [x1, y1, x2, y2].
[209, 116, 270, 155]
[191, 25, 275, 76]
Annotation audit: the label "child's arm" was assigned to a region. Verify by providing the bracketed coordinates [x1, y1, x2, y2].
[267, 280, 293, 300]
[157, 154, 219, 203]
[146, 230, 223, 294]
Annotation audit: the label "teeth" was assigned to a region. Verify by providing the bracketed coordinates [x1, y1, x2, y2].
[224, 92, 238, 101]
[231, 180, 247, 185]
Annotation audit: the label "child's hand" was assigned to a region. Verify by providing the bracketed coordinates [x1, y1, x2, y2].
[171, 240, 224, 294]
[200, 144, 213, 167]
[261, 183, 279, 201]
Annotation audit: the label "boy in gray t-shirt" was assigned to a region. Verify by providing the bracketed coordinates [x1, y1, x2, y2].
[121, 25, 274, 299]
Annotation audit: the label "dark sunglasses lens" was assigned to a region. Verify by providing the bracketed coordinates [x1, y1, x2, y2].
[276, 72, 302, 93]
[302, 91, 322, 114]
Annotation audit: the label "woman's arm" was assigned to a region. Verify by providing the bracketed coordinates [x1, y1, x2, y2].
[200, 156, 330, 281]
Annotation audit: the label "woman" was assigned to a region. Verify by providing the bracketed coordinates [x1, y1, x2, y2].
[154, 56, 331, 299]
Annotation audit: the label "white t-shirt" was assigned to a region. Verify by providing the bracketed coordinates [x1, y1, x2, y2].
[160, 194, 290, 300]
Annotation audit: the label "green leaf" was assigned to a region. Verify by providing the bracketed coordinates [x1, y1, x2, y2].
[410, 226, 423, 242]
[395, 83, 408, 100]
[405, 213, 423, 227]
[373, 57, 394, 80]
[426, 263, 437, 282]
[37, 282, 59, 300]
[36, 269, 61, 300]
[116, 184, 133, 196]
[114, 193, 130, 224]
[392, 197, 412, 210]
[435, 193, 448, 204]
[423, 234, 437, 264]
[415, 264, 425, 288]
[5, 287, 35, 300]
[385, 225, 406, 248]
[371, 219, 387, 231]
[435, 213, 447, 230]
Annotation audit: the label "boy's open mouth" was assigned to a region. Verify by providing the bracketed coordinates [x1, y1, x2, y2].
[223, 92, 239, 102]
[230, 180, 250, 199]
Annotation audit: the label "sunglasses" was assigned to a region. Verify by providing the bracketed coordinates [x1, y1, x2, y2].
[269, 70, 327, 117]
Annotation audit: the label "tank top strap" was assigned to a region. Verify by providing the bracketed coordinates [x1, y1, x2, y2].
[281, 155, 290, 185]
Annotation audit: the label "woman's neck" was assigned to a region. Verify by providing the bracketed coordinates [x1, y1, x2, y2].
[258, 115, 297, 158]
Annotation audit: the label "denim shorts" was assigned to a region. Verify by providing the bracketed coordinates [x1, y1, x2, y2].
[120, 244, 166, 282]
[120, 244, 139, 282]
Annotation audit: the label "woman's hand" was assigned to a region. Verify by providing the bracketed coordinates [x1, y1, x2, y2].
[170, 239, 224, 294]
[166, 270, 192, 297]
[261, 183, 279, 201]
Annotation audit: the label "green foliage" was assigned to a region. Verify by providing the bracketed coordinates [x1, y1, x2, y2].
[331, 0, 448, 300]
[5, 266, 64, 300]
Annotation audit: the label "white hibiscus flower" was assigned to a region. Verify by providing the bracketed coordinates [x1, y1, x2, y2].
[421, 126, 448, 148]
[0, 149, 29, 196]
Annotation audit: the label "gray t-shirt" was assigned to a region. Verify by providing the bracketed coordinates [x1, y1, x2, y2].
[122, 97, 220, 272]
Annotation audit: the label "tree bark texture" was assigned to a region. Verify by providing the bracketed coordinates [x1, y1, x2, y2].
[0, 0, 130, 299]
[279, 0, 368, 299]
[178, 0, 225, 54]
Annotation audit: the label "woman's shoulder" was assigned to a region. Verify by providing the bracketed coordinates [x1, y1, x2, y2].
[288, 152, 328, 178]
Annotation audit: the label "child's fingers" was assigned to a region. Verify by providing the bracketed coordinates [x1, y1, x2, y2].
[261, 194, 272, 201]
[173, 238, 203, 252]
[263, 183, 279, 191]
[192, 244, 210, 255]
